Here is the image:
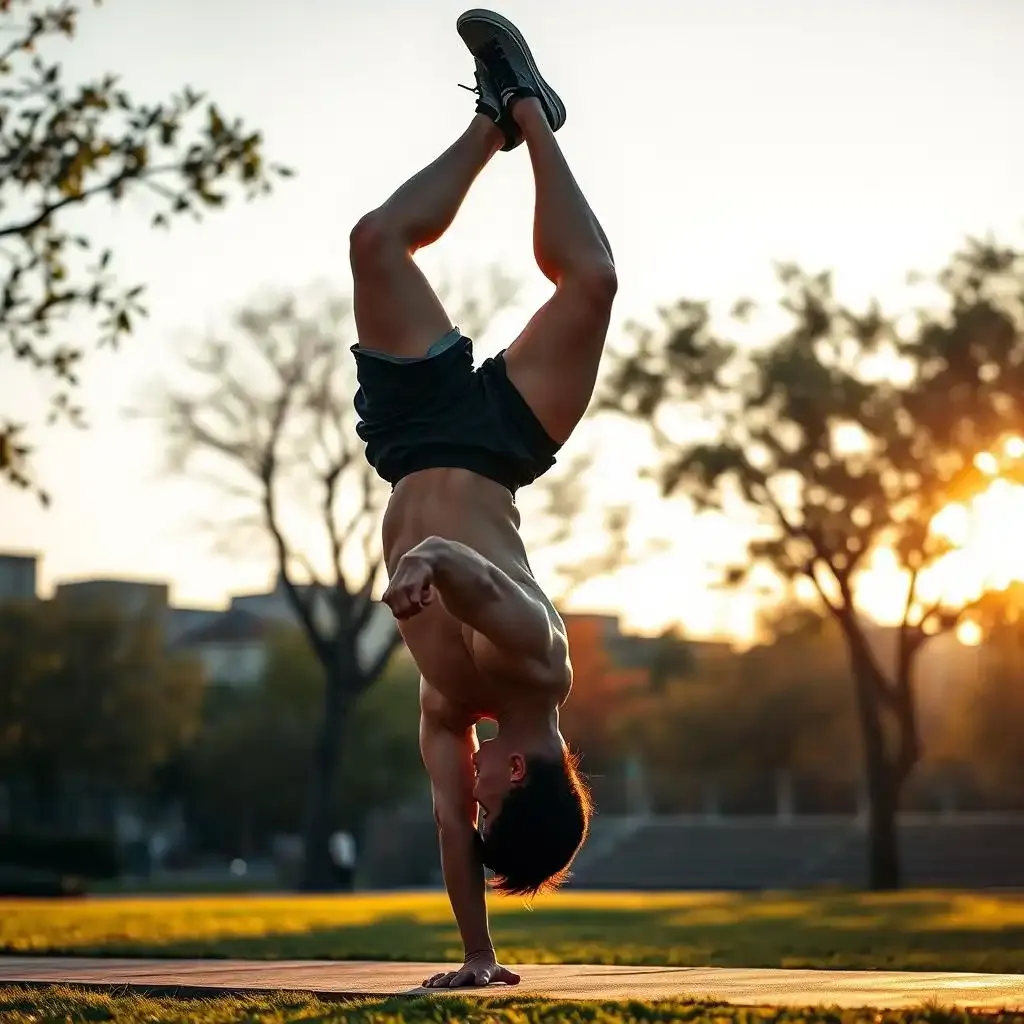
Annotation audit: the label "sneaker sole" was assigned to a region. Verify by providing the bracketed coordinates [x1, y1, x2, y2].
[456, 9, 567, 131]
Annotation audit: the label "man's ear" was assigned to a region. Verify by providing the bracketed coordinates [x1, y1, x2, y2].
[509, 752, 527, 783]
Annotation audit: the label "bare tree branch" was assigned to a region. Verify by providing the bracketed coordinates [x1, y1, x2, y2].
[144, 275, 524, 888]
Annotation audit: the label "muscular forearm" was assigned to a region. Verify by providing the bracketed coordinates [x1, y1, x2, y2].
[437, 821, 493, 956]
[417, 537, 503, 625]
[410, 536, 551, 660]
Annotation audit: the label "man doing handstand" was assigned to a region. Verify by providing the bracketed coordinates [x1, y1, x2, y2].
[350, 9, 616, 989]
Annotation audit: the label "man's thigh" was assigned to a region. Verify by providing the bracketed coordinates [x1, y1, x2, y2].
[502, 283, 613, 445]
[351, 234, 454, 359]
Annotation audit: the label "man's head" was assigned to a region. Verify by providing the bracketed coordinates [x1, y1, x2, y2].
[471, 737, 592, 897]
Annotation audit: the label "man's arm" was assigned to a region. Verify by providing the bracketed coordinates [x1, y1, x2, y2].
[419, 701, 493, 958]
[387, 536, 556, 663]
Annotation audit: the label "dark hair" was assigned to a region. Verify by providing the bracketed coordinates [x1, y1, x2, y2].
[475, 748, 592, 897]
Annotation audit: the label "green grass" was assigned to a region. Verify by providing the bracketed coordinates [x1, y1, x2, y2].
[4, 890, 1024, 973]
[0, 986, 1021, 1024]
[89, 876, 281, 895]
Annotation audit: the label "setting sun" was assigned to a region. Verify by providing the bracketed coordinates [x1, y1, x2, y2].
[924, 440, 1024, 607]
[856, 440, 1024, 629]
[956, 619, 984, 647]
[974, 452, 1000, 476]
[930, 479, 1024, 596]
[1003, 436, 1024, 459]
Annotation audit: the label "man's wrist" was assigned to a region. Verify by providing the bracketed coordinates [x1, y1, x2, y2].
[413, 535, 452, 569]
[464, 945, 496, 961]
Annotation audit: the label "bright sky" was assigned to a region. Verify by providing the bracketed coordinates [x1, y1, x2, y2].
[2, 0, 1023, 638]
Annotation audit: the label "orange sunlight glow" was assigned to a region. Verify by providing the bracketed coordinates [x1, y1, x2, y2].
[921, 440, 1024, 607]
[855, 438, 1024, 628]
[1003, 436, 1024, 460]
[956, 620, 984, 647]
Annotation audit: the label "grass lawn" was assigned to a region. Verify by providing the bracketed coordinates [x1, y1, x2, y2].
[3, 889, 1024, 973]
[1, 987, 1022, 1024]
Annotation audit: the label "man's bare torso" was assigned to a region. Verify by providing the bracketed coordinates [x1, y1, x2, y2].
[382, 468, 571, 722]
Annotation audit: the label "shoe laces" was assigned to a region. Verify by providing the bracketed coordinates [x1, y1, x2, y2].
[457, 58, 492, 100]
[457, 42, 516, 98]
[480, 40, 518, 94]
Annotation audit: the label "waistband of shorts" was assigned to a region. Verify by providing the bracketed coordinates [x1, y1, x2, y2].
[392, 445, 526, 494]
[350, 328, 464, 365]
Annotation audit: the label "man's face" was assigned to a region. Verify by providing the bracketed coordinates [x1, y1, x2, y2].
[472, 737, 525, 827]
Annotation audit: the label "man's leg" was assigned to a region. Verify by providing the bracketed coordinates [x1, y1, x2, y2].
[502, 98, 617, 444]
[350, 115, 504, 357]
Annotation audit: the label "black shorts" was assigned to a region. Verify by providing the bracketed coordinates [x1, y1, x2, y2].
[352, 332, 560, 494]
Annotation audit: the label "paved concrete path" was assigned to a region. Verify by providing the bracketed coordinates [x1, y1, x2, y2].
[1, 957, 1022, 1008]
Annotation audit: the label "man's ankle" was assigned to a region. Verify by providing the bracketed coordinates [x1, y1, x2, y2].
[471, 113, 506, 148]
[509, 95, 546, 132]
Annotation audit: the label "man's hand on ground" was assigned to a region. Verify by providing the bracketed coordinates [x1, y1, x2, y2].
[422, 950, 521, 988]
[382, 551, 436, 619]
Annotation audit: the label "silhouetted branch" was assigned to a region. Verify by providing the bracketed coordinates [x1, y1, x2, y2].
[1, 0, 289, 496]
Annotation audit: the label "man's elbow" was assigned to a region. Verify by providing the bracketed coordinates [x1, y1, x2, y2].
[433, 804, 476, 835]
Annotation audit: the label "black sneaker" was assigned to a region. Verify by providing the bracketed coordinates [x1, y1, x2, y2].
[458, 58, 523, 151]
[456, 9, 567, 133]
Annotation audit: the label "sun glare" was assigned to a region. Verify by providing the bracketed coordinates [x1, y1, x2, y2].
[974, 451, 1000, 476]
[926, 440, 1024, 609]
[956, 620, 984, 647]
[932, 503, 971, 547]
[1004, 437, 1024, 459]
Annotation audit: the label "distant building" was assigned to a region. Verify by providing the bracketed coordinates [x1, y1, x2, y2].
[0, 551, 38, 602]
[174, 570, 399, 686]
[48, 578, 222, 653]
[165, 606, 221, 646]
[231, 571, 397, 673]
[172, 607, 273, 687]
[34, 567, 401, 686]
[230, 571, 333, 630]
[562, 612, 718, 682]
[54, 578, 170, 618]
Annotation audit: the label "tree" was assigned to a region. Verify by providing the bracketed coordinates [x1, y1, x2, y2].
[147, 274, 518, 889]
[602, 238, 1024, 887]
[0, 598, 203, 825]
[622, 610, 858, 814]
[0, 0, 289, 501]
[186, 628, 422, 857]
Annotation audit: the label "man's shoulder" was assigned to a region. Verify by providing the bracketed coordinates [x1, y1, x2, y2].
[469, 589, 571, 693]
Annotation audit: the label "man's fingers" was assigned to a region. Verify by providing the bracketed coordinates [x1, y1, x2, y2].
[423, 972, 454, 987]
[423, 962, 517, 989]
[384, 587, 426, 620]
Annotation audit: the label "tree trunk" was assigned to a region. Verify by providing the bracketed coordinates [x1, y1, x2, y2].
[864, 751, 901, 890]
[298, 658, 353, 891]
[848, 653, 904, 891]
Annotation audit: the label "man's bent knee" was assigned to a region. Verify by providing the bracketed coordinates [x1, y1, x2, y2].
[349, 211, 403, 272]
[562, 261, 618, 312]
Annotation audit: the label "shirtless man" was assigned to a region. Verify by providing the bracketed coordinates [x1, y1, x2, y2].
[350, 9, 616, 989]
